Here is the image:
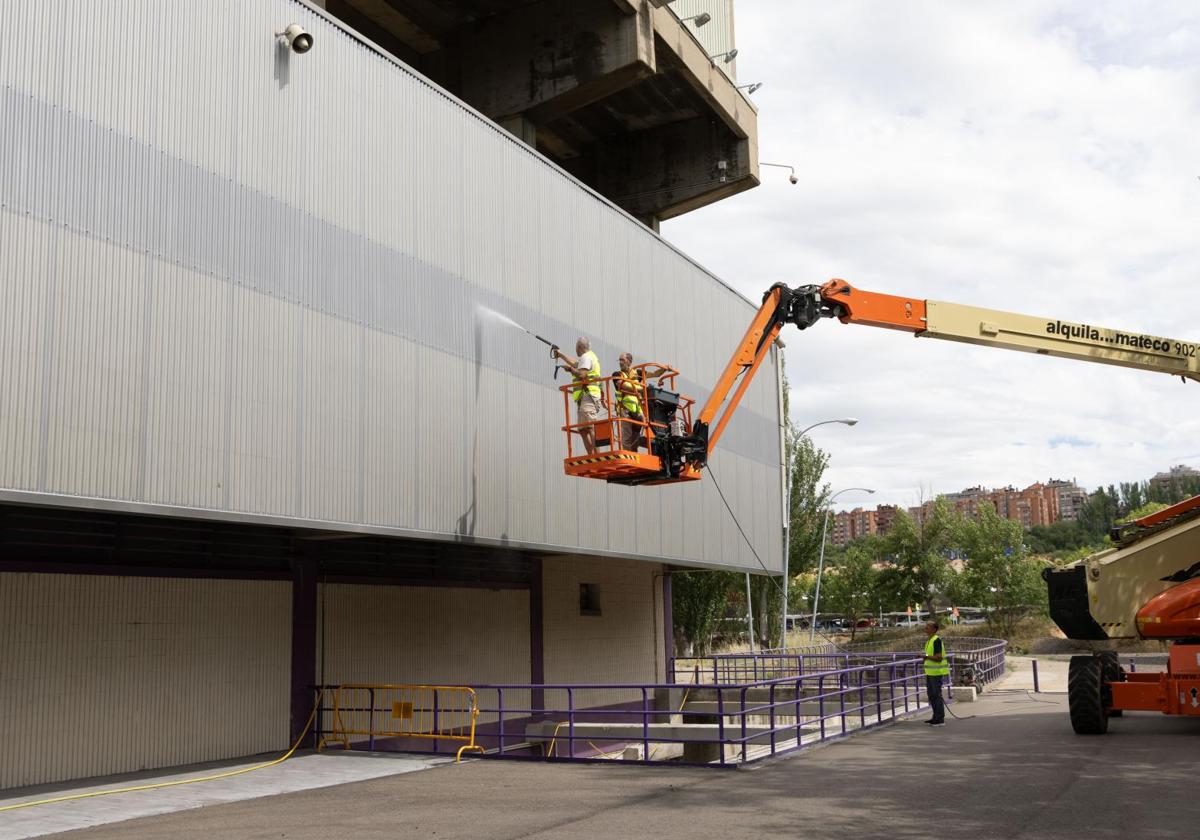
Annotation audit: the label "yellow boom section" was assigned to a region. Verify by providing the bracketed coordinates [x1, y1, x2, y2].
[921, 301, 1200, 382]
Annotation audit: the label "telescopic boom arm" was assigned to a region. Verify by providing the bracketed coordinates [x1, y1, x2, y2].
[815, 279, 1200, 382]
[693, 279, 1199, 463]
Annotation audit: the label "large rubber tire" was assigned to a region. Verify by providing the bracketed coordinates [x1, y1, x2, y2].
[1098, 651, 1124, 717]
[1068, 655, 1109, 734]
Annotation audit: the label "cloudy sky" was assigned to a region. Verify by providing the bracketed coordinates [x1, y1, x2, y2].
[663, 0, 1200, 511]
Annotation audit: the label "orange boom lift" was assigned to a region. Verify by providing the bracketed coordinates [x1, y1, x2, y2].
[560, 277, 1200, 733]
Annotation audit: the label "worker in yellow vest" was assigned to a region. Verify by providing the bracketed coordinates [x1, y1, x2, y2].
[613, 354, 669, 451]
[923, 618, 949, 726]
[613, 353, 646, 451]
[554, 337, 602, 455]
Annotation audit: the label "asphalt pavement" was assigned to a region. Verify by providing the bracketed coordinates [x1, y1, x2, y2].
[31, 675, 1200, 840]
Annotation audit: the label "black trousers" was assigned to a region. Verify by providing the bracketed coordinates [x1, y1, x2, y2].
[926, 675, 945, 722]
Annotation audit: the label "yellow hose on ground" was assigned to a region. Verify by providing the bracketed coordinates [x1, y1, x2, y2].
[0, 697, 322, 814]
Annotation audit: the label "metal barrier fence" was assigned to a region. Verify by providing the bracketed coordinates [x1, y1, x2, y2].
[316, 684, 484, 762]
[469, 657, 929, 766]
[311, 640, 1005, 767]
[670, 637, 1008, 690]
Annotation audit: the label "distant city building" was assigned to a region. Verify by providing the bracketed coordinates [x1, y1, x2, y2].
[874, 504, 899, 534]
[830, 477, 1089, 545]
[1150, 464, 1200, 488]
[831, 511, 852, 546]
[1048, 478, 1088, 522]
[852, 508, 878, 540]
[830, 507, 876, 547]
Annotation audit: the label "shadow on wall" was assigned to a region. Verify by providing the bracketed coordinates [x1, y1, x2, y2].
[274, 44, 290, 88]
[456, 315, 483, 538]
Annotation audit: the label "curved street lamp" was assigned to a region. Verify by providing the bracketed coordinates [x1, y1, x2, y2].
[796, 418, 858, 439]
[809, 486, 875, 641]
[780, 418, 859, 647]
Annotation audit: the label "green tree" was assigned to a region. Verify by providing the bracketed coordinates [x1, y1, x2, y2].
[1119, 481, 1145, 511]
[750, 368, 832, 648]
[1116, 502, 1170, 524]
[1146, 474, 1200, 505]
[786, 434, 832, 578]
[956, 503, 1047, 637]
[671, 570, 740, 656]
[822, 543, 880, 640]
[1077, 487, 1120, 540]
[1026, 519, 1093, 555]
[878, 499, 957, 611]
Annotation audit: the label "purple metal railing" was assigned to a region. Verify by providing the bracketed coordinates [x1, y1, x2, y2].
[311, 640, 1005, 767]
[669, 637, 1008, 689]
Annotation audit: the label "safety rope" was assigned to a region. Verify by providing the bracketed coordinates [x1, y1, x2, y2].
[706, 463, 783, 594]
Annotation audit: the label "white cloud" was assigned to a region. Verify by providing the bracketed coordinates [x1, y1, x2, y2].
[664, 1, 1200, 509]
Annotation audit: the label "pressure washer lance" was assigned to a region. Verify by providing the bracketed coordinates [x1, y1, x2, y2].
[529, 333, 562, 378]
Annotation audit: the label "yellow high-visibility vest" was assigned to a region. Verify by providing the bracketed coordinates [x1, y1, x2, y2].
[616, 369, 642, 414]
[924, 634, 950, 677]
[572, 351, 601, 402]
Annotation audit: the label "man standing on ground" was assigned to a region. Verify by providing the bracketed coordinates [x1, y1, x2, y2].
[923, 619, 949, 726]
[555, 337, 602, 454]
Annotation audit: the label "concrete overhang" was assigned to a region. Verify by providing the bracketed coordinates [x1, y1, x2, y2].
[323, 0, 760, 223]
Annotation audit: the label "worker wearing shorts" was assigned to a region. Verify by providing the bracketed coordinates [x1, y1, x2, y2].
[555, 337, 602, 454]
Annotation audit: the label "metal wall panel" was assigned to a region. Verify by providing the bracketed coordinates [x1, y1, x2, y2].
[668, 0, 738, 79]
[0, 0, 782, 573]
[0, 573, 289, 789]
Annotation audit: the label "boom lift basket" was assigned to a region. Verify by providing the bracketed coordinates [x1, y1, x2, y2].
[560, 363, 702, 485]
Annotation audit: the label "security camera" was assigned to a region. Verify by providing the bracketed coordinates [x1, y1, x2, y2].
[277, 23, 313, 54]
[789, 175, 798, 185]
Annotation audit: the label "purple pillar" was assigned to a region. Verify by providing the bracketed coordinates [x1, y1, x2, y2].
[530, 556, 544, 718]
[663, 567, 674, 683]
[289, 550, 318, 746]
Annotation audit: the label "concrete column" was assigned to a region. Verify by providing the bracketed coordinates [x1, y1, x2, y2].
[636, 213, 661, 233]
[497, 115, 538, 148]
[662, 566, 674, 682]
[289, 550, 318, 746]
[530, 556, 545, 719]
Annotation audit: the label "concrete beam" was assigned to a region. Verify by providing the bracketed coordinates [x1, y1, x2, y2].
[458, 0, 656, 122]
[336, 0, 440, 54]
[597, 117, 759, 221]
[498, 114, 538, 147]
[649, 5, 757, 143]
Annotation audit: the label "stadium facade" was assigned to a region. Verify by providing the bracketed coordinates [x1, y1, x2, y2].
[0, 0, 781, 788]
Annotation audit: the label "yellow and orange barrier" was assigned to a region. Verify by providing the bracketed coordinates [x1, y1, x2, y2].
[317, 684, 484, 762]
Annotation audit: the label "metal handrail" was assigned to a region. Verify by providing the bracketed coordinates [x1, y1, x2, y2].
[311, 642, 1005, 767]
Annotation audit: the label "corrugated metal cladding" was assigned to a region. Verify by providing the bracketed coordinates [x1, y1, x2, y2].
[0, 574, 289, 789]
[669, 0, 737, 78]
[0, 0, 782, 573]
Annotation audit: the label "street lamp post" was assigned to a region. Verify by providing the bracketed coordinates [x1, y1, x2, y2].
[781, 419, 858, 648]
[810, 486, 875, 642]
